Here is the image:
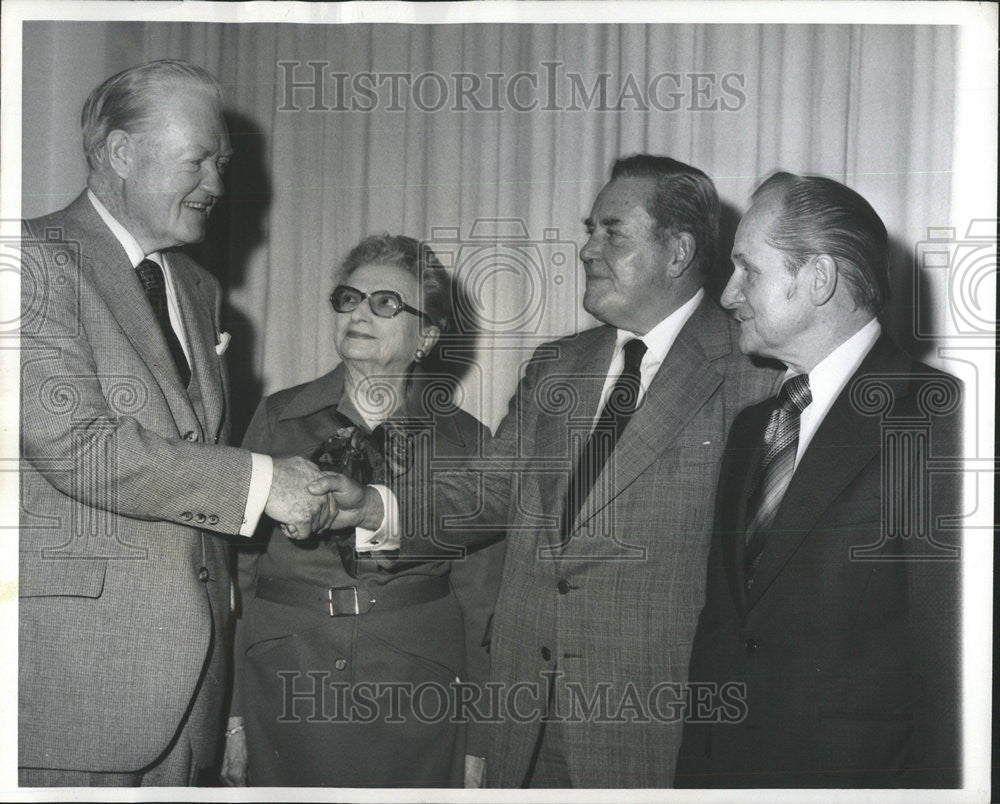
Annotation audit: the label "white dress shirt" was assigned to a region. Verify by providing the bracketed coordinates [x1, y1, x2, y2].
[87, 190, 270, 536]
[594, 288, 704, 427]
[788, 316, 882, 467]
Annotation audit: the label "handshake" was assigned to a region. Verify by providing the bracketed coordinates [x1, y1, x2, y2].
[262, 456, 383, 539]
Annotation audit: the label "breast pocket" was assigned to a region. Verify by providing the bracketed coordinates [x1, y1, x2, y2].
[652, 440, 725, 500]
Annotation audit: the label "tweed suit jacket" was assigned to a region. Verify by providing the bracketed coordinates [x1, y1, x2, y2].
[397, 297, 781, 787]
[19, 192, 254, 772]
[677, 335, 962, 788]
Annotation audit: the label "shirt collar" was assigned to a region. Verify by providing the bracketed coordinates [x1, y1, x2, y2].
[87, 189, 163, 268]
[786, 316, 882, 405]
[614, 287, 704, 365]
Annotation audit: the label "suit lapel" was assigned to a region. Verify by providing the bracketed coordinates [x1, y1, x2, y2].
[573, 299, 728, 532]
[68, 195, 199, 429]
[170, 252, 224, 435]
[536, 332, 614, 556]
[720, 406, 770, 616]
[745, 336, 910, 611]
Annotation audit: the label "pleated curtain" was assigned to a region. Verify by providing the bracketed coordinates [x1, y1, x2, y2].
[21, 21, 955, 433]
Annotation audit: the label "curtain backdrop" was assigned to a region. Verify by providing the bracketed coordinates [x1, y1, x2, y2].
[21, 21, 956, 435]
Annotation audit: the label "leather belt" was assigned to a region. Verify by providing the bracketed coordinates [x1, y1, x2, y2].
[256, 574, 450, 617]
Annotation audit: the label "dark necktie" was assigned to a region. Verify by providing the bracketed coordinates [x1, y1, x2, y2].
[744, 373, 812, 587]
[135, 258, 191, 387]
[562, 338, 648, 534]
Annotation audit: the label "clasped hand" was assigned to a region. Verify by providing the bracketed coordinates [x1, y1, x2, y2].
[263, 456, 370, 539]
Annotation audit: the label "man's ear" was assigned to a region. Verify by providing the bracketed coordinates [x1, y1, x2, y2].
[666, 232, 697, 278]
[809, 255, 838, 306]
[105, 130, 133, 180]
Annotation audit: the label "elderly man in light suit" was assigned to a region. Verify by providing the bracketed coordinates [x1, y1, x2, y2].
[321, 155, 781, 787]
[19, 60, 335, 786]
[677, 173, 962, 787]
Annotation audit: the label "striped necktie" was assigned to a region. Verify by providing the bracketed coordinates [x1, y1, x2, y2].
[135, 258, 191, 387]
[744, 373, 811, 587]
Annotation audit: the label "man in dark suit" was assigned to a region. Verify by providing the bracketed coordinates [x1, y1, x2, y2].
[320, 155, 780, 787]
[676, 172, 962, 788]
[19, 60, 335, 786]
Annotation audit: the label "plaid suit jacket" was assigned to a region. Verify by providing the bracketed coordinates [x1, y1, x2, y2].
[400, 297, 781, 787]
[19, 192, 253, 772]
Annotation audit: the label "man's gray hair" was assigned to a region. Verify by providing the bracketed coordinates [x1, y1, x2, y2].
[81, 60, 223, 170]
[751, 171, 890, 312]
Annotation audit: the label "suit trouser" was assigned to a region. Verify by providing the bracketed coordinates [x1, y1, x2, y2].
[19, 617, 217, 788]
[523, 667, 572, 788]
[525, 720, 572, 788]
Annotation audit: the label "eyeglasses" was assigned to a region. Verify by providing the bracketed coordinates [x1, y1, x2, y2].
[330, 284, 433, 323]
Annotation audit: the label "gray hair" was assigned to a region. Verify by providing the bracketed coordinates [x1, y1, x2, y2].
[339, 233, 456, 335]
[752, 171, 890, 311]
[81, 60, 223, 170]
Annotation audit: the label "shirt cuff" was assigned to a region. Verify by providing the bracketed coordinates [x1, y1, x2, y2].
[355, 484, 399, 551]
[239, 453, 273, 537]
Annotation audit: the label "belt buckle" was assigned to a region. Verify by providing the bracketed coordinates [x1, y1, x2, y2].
[327, 585, 360, 617]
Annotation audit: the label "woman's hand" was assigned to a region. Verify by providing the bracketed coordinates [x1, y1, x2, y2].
[220, 716, 248, 786]
[307, 472, 385, 531]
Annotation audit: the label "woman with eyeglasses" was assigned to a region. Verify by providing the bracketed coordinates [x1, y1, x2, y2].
[222, 234, 503, 787]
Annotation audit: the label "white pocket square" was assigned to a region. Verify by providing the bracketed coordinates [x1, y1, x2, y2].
[215, 331, 231, 356]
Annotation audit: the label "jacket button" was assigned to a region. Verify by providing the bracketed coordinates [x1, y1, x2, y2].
[195, 513, 206, 524]
[556, 579, 570, 595]
[208, 515, 219, 525]
[540, 646, 551, 661]
[198, 567, 210, 582]
[334, 658, 347, 671]
[183, 431, 198, 441]
[181, 511, 193, 521]
[745, 638, 758, 654]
